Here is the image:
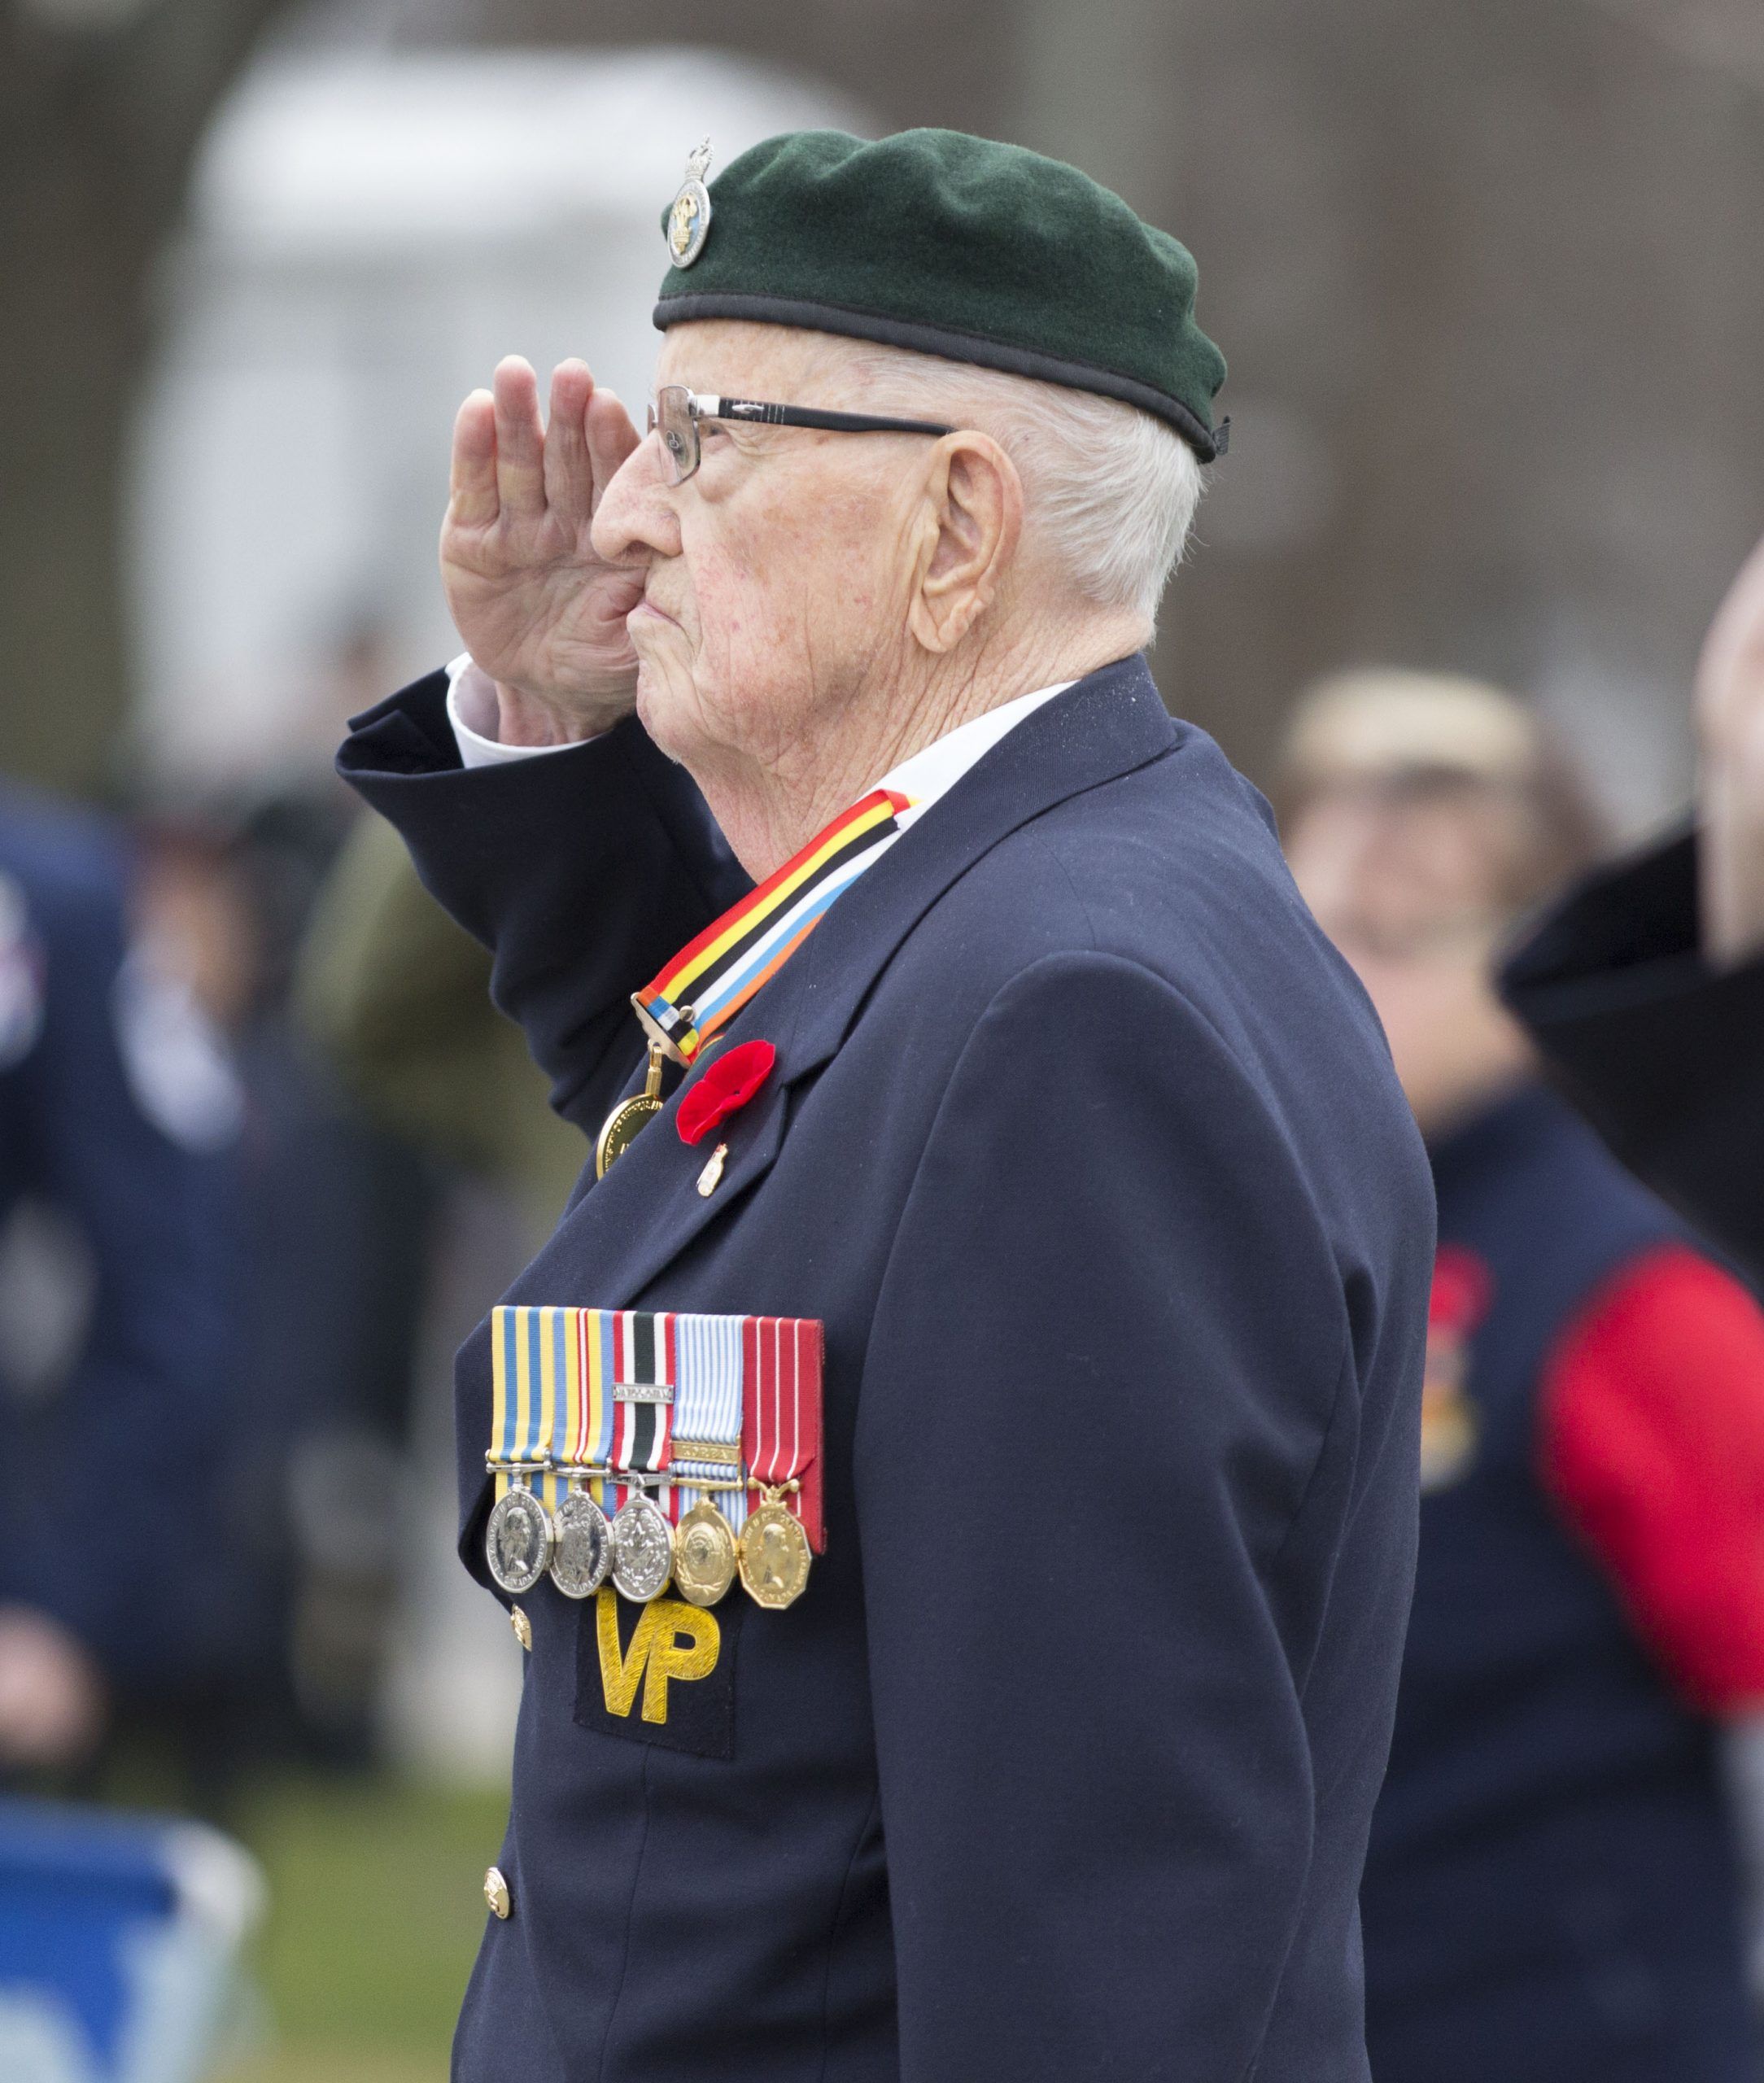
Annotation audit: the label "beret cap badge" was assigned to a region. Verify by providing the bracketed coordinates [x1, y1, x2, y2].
[666, 138, 714, 269]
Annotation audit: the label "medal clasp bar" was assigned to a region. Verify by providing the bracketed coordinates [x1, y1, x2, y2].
[612, 1379, 675, 1404]
[631, 995, 692, 1068]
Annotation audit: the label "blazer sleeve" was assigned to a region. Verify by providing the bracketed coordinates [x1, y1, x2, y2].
[854, 950, 1402, 2080]
[335, 669, 750, 1138]
[1539, 1241, 1764, 1715]
[1499, 828, 1764, 1277]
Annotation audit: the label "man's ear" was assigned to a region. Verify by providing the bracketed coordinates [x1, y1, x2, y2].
[907, 433, 1023, 654]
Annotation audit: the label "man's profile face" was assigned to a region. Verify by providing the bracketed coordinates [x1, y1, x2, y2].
[592, 321, 935, 789]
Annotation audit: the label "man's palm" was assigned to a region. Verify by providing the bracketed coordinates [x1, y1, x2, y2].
[1701, 533, 1764, 766]
[1697, 531, 1764, 962]
[441, 356, 644, 722]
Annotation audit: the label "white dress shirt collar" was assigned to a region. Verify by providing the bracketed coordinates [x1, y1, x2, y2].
[447, 653, 1074, 811]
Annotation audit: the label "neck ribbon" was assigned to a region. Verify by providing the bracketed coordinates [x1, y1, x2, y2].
[634, 787, 913, 1065]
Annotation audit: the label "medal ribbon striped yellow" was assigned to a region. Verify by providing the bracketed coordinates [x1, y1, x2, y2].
[635, 788, 912, 1064]
[489, 1307, 563, 1509]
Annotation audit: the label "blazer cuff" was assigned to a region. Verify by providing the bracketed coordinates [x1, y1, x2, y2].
[1500, 826, 1764, 1229]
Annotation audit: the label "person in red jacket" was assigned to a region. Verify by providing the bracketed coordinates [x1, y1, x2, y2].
[1281, 670, 1764, 2082]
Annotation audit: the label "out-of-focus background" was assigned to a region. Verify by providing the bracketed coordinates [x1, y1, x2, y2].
[3, 1, 1762, 2078]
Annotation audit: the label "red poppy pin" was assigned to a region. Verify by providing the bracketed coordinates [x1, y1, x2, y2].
[676, 1038, 776, 1146]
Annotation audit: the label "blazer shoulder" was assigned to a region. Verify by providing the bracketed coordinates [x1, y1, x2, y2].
[963, 722, 1334, 1005]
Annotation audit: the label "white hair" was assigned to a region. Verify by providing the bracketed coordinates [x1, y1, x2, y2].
[830, 342, 1207, 628]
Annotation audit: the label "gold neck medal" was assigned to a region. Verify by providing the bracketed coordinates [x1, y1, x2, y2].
[595, 1039, 671, 1179]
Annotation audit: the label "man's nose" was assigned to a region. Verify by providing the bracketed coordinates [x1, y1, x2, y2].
[592, 436, 680, 566]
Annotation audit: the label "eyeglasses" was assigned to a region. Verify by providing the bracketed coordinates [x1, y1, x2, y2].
[645, 385, 955, 487]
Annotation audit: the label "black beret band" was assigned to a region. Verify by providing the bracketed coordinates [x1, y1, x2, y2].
[653, 290, 1225, 463]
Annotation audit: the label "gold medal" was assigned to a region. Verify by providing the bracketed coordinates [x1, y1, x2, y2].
[596, 1042, 667, 1178]
[673, 1497, 739, 1606]
[738, 1487, 812, 1609]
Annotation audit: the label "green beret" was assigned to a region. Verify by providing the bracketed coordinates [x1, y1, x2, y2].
[654, 129, 1227, 464]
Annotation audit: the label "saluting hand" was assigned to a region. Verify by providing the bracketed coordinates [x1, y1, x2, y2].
[1697, 531, 1764, 965]
[441, 356, 644, 744]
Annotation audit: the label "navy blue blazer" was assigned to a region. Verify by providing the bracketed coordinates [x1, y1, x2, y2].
[339, 655, 1434, 2083]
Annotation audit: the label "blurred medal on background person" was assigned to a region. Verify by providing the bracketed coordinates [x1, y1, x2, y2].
[485, 1466, 554, 1596]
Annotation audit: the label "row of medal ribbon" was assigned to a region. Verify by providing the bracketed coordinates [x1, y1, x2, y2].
[485, 1305, 825, 1613]
[484, 1460, 810, 1610]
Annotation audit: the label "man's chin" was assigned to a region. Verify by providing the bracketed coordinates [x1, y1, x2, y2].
[633, 666, 701, 770]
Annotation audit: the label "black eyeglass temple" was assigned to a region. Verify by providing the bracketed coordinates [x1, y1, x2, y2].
[714, 398, 954, 437]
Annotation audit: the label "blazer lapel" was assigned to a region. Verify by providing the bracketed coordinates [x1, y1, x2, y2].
[542, 654, 1177, 1308]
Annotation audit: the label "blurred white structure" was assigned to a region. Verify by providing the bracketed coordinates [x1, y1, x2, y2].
[129, 47, 869, 785]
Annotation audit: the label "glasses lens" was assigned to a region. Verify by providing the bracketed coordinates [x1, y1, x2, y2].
[654, 387, 696, 484]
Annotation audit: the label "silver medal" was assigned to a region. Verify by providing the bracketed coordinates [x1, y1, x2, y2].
[549, 1482, 613, 1600]
[611, 1489, 675, 1601]
[485, 1477, 554, 1596]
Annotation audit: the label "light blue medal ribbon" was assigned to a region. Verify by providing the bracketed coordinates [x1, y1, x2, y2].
[670, 1314, 749, 1531]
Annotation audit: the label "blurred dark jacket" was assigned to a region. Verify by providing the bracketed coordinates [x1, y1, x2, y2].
[1364, 1082, 1762, 2083]
[0, 784, 239, 1689]
[1500, 829, 1764, 1278]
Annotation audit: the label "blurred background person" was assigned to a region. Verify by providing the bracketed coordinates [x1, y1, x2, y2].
[0, 781, 242, 1797]
[1505, 532, 1764, 1280]
[1281, 670, 1764, 2083]
[295, 814, 582, 1244]
[133, 786, 443, 1778]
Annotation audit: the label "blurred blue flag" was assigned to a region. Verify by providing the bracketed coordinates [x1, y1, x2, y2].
[0, 1797, 261, 2083]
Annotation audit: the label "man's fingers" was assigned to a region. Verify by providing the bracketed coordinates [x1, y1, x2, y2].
[492, 356, 547, 517]
[448, 389, 499, 528]
[1700, 533, 1764, 745]
[543, 360, 596, 524]
[585, 386, 643, 511]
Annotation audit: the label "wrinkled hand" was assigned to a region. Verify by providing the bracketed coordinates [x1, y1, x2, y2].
[0, 1605, 106, 1770]
[441, 356, 645, 742]
[1696, 533, 1764, 964]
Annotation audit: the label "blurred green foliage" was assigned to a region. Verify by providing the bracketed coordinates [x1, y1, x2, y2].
[218, 1774, 509, 2082]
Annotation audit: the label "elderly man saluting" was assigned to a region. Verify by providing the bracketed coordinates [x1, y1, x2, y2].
[340, 130, 1433, 2083]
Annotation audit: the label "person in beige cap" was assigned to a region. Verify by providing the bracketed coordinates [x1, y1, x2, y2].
[1282, 669, 1764, 2083]
[1279, 669, 1600, 1133]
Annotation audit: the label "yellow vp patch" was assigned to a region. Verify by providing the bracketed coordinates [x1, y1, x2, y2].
[596, 1592, 719, 1723]
[576, 1587, 742, 1758]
